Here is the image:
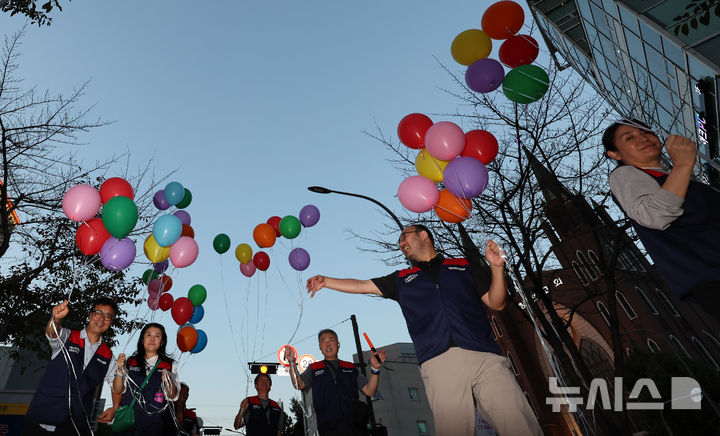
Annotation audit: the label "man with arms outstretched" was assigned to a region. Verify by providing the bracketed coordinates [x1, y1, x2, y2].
[304, 224, 541, 436]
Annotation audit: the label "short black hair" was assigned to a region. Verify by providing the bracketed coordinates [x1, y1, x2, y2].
[255, 373, 272, 387]
[318, 329, 338, 341]
[602, 118, 653, 154]
[180, 382, 189, 391]
[407, 224, 434, 246]
[90, 297, 118, 316]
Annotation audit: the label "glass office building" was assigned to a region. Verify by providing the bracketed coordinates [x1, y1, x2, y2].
[527, 0, 720, 173]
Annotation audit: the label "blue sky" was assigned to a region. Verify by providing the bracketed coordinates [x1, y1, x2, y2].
[1, 1, 538, 432]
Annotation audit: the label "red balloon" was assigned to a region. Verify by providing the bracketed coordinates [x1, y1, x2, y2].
[158, 293, 174, 311]
[177, 325, 198, 352]
[461, 130, 499, 164]
[160, 275, 173, 293]
[499, 34, 539, 68]
[266, 216, 282, 237]
[481, 0, 525, 40]
[99, 177, 135, 204]
[253, 251, 270, 271]
[397, 113, 433, 149]
[76, 218, 111, 255]
[171, 297, 194, 325]
[181, 224, 195, 238]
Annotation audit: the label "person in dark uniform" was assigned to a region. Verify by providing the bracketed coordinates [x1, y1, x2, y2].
[23, 298, 120, 436]
[174, 383, 200, 436]
[113, 323, 179, 436]
[233, 373, 283, 436]
[286, 329, 385, 436]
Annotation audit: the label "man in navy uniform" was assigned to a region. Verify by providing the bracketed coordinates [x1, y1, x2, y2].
[286, 329, 386, 436]
[304, 225, 541, 436]
[233, 374, 283, 436]
[23, 298, 120, 435]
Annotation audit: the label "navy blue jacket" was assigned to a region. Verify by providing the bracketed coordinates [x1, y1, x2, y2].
[26, 330, 112, 433]
[615, 168, 720, 299]
[245, 395, 281, 436]
[308, 360, 360, 432]
[396, 258, 500, 364]
[115, 357, 175, 436]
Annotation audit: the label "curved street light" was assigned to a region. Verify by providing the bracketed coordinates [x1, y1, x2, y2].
[307, 186, 404, 231]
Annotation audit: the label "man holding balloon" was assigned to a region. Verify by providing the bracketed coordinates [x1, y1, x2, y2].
[305, 225, 542, 436]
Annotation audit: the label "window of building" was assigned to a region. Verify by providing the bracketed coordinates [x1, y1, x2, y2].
[587, 250, 603, 276]
[661, 35, 684, 68]
[572, 261, 590, 285]
[656, 288, 681, 317]
[670, 335, 691, 358]
[524, 392, 539, 418]
[638, 19, 662, 49]
[408, 387, 420, 401]
[577, 250, 597, 280]
[491, 316, 503, 338]
[624, 27, 645, 63]
[647, 338, 661, 353]
[617, 3, 639, 34]
[616, 291, 638, 319]
[635, 287, 658, 315]
[416, 420, 429, 435]
[507, 352, 520, 375]
[692, 337, 720, 370]
[597, 301, 611, 326]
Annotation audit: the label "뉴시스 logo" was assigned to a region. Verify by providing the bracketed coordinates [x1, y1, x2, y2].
[545, 377, 702, 411]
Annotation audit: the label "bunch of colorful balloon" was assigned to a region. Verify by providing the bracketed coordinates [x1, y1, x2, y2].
[143, 181, 199, 270]
[63, 177, 139, 271]
[172, 284, 208, 354]
[396, 113, 498, 223]
[212, 204, 320, 277]
[451, 0, 549, 104]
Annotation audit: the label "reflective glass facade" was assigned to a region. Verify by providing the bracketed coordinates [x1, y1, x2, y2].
[528, 0, 720, 169]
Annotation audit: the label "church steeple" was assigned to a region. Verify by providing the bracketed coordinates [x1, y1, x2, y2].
[523, 147, 574, 203]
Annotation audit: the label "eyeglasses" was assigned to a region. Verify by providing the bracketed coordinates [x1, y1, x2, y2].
[398, 230, 420, 245]
[91, 310, 114, 321]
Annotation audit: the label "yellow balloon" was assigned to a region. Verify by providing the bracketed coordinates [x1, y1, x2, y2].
[144, 234, 170, 263]
[235, 243, 253, 264]
[415, 149, 450, 183]
[451, 29, 492, 66]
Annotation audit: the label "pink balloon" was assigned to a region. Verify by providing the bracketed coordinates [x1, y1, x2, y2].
[169, 236, 199, 268]
[398, 175, 439, 213]
[148, 278, 163, 294]
[147, 293, 160, 310]
[240, 261, 256, 277]
[425, 121, 466, 161]
[62, 184, 102, 222]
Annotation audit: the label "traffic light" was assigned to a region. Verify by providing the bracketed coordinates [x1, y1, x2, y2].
[248, 362, 279, 374]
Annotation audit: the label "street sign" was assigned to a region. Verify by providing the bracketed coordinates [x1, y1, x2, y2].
[277, 344, 298, 367]
[298, 354, 316, 372]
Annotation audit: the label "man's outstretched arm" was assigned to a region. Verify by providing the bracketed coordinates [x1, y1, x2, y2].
[306, 275, 382, 298]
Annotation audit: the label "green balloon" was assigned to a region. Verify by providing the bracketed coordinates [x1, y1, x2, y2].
[213, 233, 231, 253]
[176, 189, 192, 209]
[501, 64, 549, 104]
[279, 215, 301, 239]
[188, 284, 207, 306]
[101, 196, 138, 238]
[142, 269, 159, 285]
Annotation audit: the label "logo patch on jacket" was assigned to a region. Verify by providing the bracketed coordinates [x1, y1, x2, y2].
[68, 345, 81, 354]
[404, 273, 418, 283]
[447, 266, 467, 271]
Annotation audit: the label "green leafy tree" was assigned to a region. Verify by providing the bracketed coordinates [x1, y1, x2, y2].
[0, 0, 69, 26]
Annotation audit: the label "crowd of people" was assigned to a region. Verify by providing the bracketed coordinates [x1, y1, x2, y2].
[21, 119, 716, 436]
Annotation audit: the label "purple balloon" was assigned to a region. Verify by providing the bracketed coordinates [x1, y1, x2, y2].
[288, 247, 311, 271]
[240, 261, 256, 277]
[299, 205, 320, 227]
[153, 259, 169, 274]
[465, 58, 505, 93]
[153, 190, 170, 211]
[173, 210, 191, 225]
[99, 237, 136, 271]
[443, 157, 489, 199]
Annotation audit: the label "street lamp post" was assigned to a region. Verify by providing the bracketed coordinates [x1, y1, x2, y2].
[307, 186, 404, 231]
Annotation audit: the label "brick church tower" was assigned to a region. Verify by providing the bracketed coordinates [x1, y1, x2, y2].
[488, 151, 720, 435]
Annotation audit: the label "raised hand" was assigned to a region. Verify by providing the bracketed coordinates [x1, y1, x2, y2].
[484, 240, 506, 268]
[306, 275, 326, 298]
[665, 134, 697, 169]
[52, 300, 70, 321]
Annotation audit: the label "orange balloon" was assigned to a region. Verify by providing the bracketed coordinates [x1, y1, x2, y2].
[434, 189, 472, 223]
[160, 275, 173, 293]
[177, 326, 198, 352]
[481, 1, 525, 40]
[181, 224, 194, 238]
[253, 223, 276, 248]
